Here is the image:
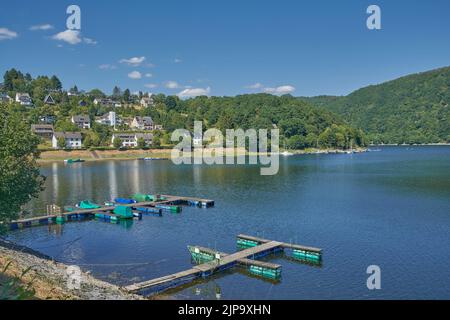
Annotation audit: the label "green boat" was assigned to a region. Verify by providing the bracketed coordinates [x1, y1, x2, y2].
[133, 193, 167, 202]
[64, 158, 85, 164]
[112, 206, 134, 219]
[133, 193, 152, 202]
[78, 200, 101, 209]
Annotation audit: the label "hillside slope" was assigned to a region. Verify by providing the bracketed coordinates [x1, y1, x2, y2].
[301, 67, 450, 144]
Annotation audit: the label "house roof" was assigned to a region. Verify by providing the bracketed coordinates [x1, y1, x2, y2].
[44, 94, 55, 103]
[32, 124, 54, 130]
[0, 93, 11, 99]
[135, 133, 153, 140]
[114, 133, 137, 139]
[16, 92, 31, 98]
[16, 93, 32, 101]
[134, 116, 153, 125]
[54, 132, 82, 139]
[72, 115, 90, 122]
[113, 133, 153, 140]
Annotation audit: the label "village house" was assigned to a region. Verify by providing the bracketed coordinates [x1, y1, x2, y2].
[111, 133, 153, 148]
[39, 115, 56, 124]
[43, 94, 55, 105]
[95, 111, 118, 127]
[15, 93, 33, 106]
[31, 124, 54, 140]
[0, 93, 13, 103]
[140, 95, 154, 108]
[93, 98, 121, 107]
[52, 132, 82, 149]
[130, 116, 154, 131]
[71, 115, 91, 129]
[193, 133, 203, 147]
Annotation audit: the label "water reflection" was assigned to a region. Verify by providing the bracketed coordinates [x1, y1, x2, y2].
[11, 147, 450, 299]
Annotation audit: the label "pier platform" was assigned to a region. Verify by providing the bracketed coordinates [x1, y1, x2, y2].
[8, 194, 215, 230]
[124, 235, 322, 295]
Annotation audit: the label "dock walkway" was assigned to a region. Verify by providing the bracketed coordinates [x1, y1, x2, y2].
[124, 241, 284, 293]
[9, 194, 215, 229]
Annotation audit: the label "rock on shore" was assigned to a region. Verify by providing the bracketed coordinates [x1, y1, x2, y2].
[0, 238, 143, 300]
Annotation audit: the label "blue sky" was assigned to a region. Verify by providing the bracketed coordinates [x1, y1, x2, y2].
[1, 0, 449, 97]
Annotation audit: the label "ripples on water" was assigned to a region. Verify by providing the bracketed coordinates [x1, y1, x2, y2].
[7, 146, 450, 299]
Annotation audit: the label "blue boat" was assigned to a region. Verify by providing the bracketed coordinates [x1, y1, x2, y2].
[135, 207, 163, 216]
[114, 198, 136, 204]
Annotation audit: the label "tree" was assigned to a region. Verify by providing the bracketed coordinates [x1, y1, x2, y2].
[69, 85, 79, 94]
[152, 135, 161, 148]
[50, 75, 62, 90]
[83, 134, 92, 148]
[137, 137, 146, 149]
[123, 89, 131, 102]
[89, 89, 105, 98]
[113, 137, 122, 149]
[287, 135, 306, 149]
[55, 120, 79, 132]
[0, 104, 45, 229]
[57, 136, 66, 149]
[112, 86, 121, 99]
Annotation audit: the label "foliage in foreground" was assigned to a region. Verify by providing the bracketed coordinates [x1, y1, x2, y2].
[0, 104, 45, 229]
[0, 261, 36, 300]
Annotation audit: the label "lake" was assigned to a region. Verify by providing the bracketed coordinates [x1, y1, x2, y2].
[6, 146, 450, 299]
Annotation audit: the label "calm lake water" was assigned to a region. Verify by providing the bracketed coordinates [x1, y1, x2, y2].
[6, 146, 450, 299]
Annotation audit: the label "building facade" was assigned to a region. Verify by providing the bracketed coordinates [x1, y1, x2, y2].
[31, 124, 54, 140]
[52, 132, 82, 149]
[71, 115, 91, 129]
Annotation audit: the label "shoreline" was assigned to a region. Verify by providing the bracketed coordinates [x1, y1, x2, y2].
[37, 147, 368, 163]
[36, 144, 449, 163]
[0, 238, 144, 300]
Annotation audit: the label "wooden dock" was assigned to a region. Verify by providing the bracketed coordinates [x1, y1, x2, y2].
[191, 245, 282, 270]
[124, 240, 283, 293]
[237, 234, 322, 254]
[8, 194, 215, 230]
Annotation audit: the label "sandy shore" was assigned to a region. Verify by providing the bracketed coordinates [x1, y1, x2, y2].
[0, 238, 143, 300]
[37, 147, 368, 163]
[38, 149, 173, 162]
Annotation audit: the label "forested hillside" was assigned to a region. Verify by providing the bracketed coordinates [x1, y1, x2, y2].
[301, 67, 450, 144]
[0, 69, 366, 150]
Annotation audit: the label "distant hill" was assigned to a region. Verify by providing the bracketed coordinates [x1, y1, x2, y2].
[300, 67, 450, 144]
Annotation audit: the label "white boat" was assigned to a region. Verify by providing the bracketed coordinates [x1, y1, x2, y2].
[281, 151, 294, 156]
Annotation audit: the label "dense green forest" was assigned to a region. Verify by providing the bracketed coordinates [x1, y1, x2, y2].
[301, 66, 450, 144]
[0, 69, 366, 150]
[167, 94, 366, 149]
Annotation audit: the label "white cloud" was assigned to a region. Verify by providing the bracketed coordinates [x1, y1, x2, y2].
[245, 82, 263, 89]
[83, 37, 97, 45]
[128, 71, 142, 79]
[52, 29, 81, 45]
[99, 64, 117, 70]
[0, 28, 18, 40]
[144, 73, 153, 78]
[263, 85, 296, 95]
[174, 58, 182, 63]
[120, 56, 146, 66]
[165, 81, 181, 89]
[178, 87, 211, 98]
[30, 24, 54, 31]
[144, 83, 158, 89]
